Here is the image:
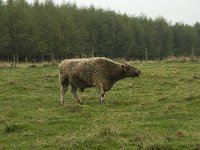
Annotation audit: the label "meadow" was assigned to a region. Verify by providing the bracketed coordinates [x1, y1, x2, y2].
[0, 61, 200, 150]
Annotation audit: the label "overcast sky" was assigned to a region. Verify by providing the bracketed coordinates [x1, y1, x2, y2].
[30, 0, 200, 25]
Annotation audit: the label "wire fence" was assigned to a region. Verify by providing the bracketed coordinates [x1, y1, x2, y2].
[0, 47, 199, 67]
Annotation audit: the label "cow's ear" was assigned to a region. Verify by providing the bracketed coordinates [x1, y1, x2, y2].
[121, 64, 126, 71]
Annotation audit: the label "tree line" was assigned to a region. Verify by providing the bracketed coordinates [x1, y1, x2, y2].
[0, 0, 200, 61]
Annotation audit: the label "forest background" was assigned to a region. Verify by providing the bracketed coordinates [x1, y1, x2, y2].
[0, 0, 200, 61]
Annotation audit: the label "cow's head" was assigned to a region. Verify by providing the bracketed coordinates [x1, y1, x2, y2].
[122, 63, 141, 77]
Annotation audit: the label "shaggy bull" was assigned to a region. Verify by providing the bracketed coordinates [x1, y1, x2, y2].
[59, 57, 141, 104]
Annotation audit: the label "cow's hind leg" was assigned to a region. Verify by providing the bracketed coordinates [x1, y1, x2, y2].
[59, 75, 69, 104]
[71, 84, 81, 103]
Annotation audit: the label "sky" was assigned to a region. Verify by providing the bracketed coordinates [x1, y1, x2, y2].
[31, 0, 200, 25]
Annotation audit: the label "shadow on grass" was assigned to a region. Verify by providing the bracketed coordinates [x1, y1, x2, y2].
[4, 123, 25, 133]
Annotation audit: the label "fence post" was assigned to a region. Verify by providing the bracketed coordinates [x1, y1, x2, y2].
[51, 52, 54, 65]
[145, 48, 148, 62]
[91, 49, 94, 57]
[13, 54, 16, 68]
[191, 46, 194, 60]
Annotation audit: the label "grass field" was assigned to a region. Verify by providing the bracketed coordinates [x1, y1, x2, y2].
[0, 61, 200, 150]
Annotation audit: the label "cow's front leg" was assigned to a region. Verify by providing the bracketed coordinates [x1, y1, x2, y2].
[95, 83, 105, 103]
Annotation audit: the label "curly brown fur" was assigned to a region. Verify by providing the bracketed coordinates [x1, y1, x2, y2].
[59, 57, 141, 104]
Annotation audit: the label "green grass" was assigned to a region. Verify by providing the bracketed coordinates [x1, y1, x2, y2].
[0, 61, 200, 150]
